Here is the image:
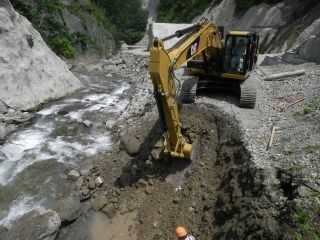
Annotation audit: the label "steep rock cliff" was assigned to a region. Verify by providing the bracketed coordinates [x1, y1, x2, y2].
[0, 0, 83, 110]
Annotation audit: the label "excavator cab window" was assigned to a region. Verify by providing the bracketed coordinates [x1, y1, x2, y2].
[224, 35, 249, 74]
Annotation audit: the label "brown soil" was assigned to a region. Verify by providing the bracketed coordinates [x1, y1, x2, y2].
[89, 104, 295, 240]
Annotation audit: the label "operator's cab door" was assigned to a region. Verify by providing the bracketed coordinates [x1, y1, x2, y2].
[223, 33, 259, 75]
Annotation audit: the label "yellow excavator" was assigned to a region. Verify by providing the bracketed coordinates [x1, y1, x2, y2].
[149, 18, 259, 160]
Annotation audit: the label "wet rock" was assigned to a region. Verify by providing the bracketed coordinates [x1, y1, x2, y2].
[54, 195, 82, 221]
[68, 170, 80, 181]
[136, 179, 148, 188]
[101, 203, 117, 219]
[106, 73, 112, 78]
[120, 134, 141, 157]
[120, 172, 131, 187]
[65, 126, 75, 135]
[92, 195, 108, 211]
[145, 186, 154, 195]
[4, 207, 60, 240]
[95, 176, 104, 187]
[75, 176, 84, 191]
[83, 120, 92, 127]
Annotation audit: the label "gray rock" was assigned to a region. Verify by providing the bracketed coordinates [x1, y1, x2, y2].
[92, 195, 108, 211]
[106, 73, 112, 78]
[75, 176, 84, 191]
[80, 168, 91, 176]
[95, 176, 104, 187]
[120, 134, 141, 157]
[53, 195, 82, 222]
[292, 186, 311, 198]
[82, 188, 90, 196]
[120, 172, 131, 187]
[68, 170, 80, 181]
[4, 207, 60, 240]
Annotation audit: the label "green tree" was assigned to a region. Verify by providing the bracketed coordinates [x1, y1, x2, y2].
[91, 0, 148, 46]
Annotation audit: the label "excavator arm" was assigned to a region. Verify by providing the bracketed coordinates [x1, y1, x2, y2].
[149, 21, 223, 159]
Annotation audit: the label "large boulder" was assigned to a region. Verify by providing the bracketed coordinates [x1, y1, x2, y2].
[52, 195, 82, 222]
[4, 207, 60, 240]
[0, 0, 83, 110]
[120, 134, 141, 157]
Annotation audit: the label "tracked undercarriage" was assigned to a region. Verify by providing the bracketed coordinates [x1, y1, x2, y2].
[179, 75, 257, 108]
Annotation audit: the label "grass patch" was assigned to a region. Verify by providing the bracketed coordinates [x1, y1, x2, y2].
[293, 212, 320, 240]
[293, 100, 320, 116]
[284, 148, 295, 155]
[306, 143, 320, 153]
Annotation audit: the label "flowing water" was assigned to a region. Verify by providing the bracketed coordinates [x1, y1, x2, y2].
[0, 73, 131, 229]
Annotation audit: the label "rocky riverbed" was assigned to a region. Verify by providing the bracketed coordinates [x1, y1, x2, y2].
[1, 48, 320, 240]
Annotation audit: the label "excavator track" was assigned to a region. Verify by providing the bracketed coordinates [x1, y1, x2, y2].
[179, 77, 198, 103]
[239, 75, 257, 108]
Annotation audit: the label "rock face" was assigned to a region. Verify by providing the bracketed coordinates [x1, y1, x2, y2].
[0, 0, 83, 110]
[4, 207, 60, 240]
[53, 195, 82, 222]
[193, 0, 320, 53]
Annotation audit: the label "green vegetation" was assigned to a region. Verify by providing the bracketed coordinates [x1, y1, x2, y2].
[11, 0, 109, 58]
[293, 212, 320, 240]
[284, 148, 295, 155]
[156, 0, 213, 23]
[288, 163, 300, 170]
[293, 100, 320, 116]
[306, 143, 320, 153]
[91, 0, 148, 47]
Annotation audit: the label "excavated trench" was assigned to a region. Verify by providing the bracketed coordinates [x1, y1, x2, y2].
[129, 104, 292, 240]
[57, 103, 297, 240]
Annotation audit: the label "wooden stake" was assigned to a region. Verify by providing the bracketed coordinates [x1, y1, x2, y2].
[268, 126, 276, 149]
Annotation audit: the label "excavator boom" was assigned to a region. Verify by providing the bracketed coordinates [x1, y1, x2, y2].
[149, 19, 259, 160]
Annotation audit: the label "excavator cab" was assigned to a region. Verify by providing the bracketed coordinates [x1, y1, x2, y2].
[223, 31, 259, 77]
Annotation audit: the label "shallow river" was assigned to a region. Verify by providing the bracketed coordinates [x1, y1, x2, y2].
[0, 73, 131, 229]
